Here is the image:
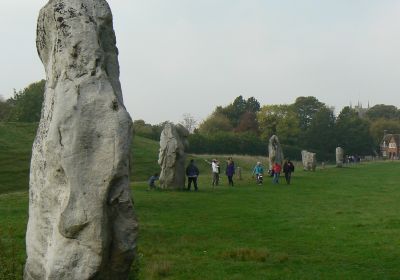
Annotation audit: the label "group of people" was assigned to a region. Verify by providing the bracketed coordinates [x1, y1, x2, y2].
[148, 157, 295, 191]
[252, 159, 294, 185]
[204, 157, 235, 188]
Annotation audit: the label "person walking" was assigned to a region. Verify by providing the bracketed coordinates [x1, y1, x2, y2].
[226, 157, 235, 186]
[252, 162, 264, 185]
[186, 159, 200, 191]
[272, 162, 281, 184]
[283, 159, 295, 185]
[205, 159, 220, 187]
[147, 173, 159, 190]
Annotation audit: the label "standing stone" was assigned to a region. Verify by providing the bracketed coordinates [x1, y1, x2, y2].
[268, 135, 284, 170]
[336, 147, 344, 167]
[301, 150, 317, 171]
[25, 1, 137, 279]
[158, 123, 189, 190]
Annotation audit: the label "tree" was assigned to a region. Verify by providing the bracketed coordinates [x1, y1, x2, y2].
[7, 80, 45, 122]
[365, 104, 399, 121]
[235, 111, 259, 134]
[0, 96, 11, 121]
[275, 111, 301, 146]
[197, 113, 233, 135]
[245, 97, 261, 112]
[132, 119, 168, 140]
[215, 95, 261, 128]
[303, 107, 336, 152]
[179, 113, 197, 133]
[335, 106, 374, 155]
[291, 96, 325, 130]
[369, 118, 400, 147]
[257, 104, 296, 142]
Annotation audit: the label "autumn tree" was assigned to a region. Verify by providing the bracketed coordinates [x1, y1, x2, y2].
[197, 113, 233, 135]
[215, 95, 261, 128]
[257, 104, 299, 145]
[235, 111, 259, 134]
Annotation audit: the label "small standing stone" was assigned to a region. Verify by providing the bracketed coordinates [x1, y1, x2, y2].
[158, 123, 189, 190]
[301, 150, 317, 171]
[336, 147, 344, 167]
[237, 166, 242, 180]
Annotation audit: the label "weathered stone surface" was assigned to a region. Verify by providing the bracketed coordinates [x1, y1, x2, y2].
[301, 150, 317, 171]
[25, 1, 137, 279]
[336, 147, 344, 167]
[268, 135, 284, 170]
[158, 123, 189, 189]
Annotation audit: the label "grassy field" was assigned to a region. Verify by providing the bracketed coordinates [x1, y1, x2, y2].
[1, 161, 400, 279]
[1, 122, 400, 279]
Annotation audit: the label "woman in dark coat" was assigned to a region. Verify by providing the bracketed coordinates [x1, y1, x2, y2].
[226, 157, 235, 186]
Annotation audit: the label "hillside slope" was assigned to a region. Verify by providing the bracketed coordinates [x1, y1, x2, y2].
[0, 122, 274, 193]
[0, 123, 37, 194]
[0, 123, 162, 193]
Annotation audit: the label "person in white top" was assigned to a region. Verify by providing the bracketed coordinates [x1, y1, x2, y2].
[205, 159, 220, 187]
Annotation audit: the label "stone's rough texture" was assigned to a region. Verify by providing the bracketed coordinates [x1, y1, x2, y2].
[25, 1, 137, 279]
[301, 150, 317, 171]
[158, 123, 189, 190]
[336, 147, 344, 167]
[268, 135, 284, 170]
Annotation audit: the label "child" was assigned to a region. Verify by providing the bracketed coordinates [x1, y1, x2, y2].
[272, 162, 282, 184]
[148, 173, 159, 190]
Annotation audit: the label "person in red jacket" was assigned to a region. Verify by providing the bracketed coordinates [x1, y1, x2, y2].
[272, 162, 282, 184]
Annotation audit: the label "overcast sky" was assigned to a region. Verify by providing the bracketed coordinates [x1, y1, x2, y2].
[1, 0, 400, 124]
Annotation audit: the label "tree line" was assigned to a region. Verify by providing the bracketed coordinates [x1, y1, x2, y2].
[0, 80, 45, 122]
[2, 81, 400, 160]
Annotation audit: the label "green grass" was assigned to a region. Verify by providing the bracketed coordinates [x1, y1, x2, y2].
[1, 122, 400, 278]
[0, 123, 37, 194]
[0, 122, 161, 192]
[2, 161, 400, 279]
[132, 162, 400, 279]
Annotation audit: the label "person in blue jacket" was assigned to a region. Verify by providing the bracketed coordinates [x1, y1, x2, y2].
[252, 162, 264, 185]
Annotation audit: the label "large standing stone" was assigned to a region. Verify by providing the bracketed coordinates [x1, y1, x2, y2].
[268, 135, 284, 170]
[301, 150, 317, 171]
[25, 1, 137, 279]
[336, 147, 344, 167]
[158, 123, 189, 190]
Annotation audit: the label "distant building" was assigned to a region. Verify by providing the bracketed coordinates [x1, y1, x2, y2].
[351, 101, 369, 118]
[380, 133, 400, 159]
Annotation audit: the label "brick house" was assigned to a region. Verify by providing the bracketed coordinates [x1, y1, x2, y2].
[380, 134, 400, 159]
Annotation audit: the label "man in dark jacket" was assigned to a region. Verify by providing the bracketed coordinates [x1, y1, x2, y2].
[186, 159, 200, 191]
[283, 159, 295, 185]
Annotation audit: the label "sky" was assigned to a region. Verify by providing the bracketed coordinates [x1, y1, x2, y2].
[1, 0, 400, 124]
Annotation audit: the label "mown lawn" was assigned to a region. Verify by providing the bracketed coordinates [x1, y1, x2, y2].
[1, 161, 400, 279]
